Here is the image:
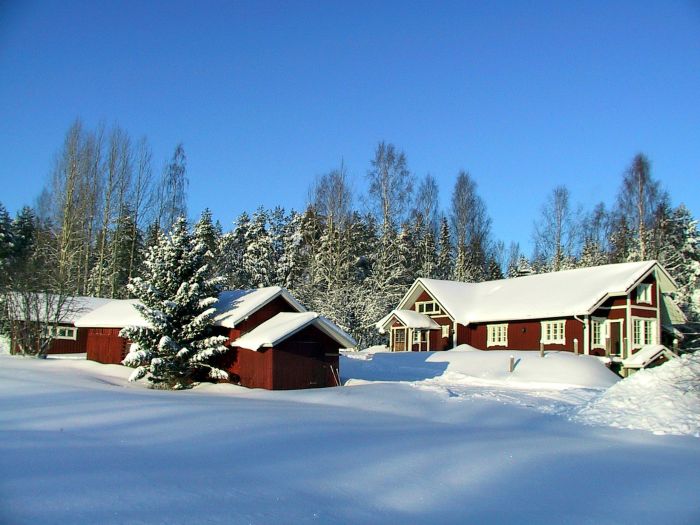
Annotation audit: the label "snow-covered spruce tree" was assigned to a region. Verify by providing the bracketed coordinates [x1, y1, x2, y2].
[121, 216, 228, 389]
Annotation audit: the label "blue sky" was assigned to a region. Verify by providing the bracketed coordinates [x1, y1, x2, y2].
[1, 1, 699, 254]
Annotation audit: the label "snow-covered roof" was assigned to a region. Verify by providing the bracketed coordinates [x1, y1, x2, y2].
[74, 299, 149, 328]
[232, 312, 357, 351]
[8, 294, 112, 324]
[376, 310, 441, 331]
[399, 261, 675, 325]
[622, 345, 677, 369]
[74, 287, 307, 330]
[212, 287, 306, 328]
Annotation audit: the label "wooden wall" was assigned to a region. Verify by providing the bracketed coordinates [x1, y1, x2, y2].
[222, 324, 341, 390]
[85, 328, 129, 364]
[461, 318, 585, 353]
[46, 326, 88, 354]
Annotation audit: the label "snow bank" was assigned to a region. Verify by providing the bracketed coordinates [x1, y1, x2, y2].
[0, 334, 10, 355]
[342, 347, 619, 389]
[575, 352, 700, 437]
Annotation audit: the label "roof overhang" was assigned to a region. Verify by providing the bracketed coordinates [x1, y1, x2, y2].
[233, 312, 357, 351]
[377, 310, 441, 332]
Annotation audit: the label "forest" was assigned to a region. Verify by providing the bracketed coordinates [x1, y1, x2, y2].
[1, 119, 699, 348]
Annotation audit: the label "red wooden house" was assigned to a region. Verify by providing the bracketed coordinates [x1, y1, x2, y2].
[7, 295, 111, 355]
[377, 261, 683, 374]
[74, 286, 356, 390]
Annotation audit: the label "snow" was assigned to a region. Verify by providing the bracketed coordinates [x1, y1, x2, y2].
[376, 309, 441, 331]
[9, 294, 112, 324]
[576, 352, 700, 436]
[74, 287, 306, 330]
[232, 312, 357, 351]
[623, 344, 677, 368]
[410, 261, 673, 324]
[1, 350, 699, 524]
[342, 346, 620, 389]
[74, 298, 149, 328]
[212, 286, 305, 328]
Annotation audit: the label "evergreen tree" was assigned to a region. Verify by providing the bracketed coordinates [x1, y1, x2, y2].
[194, 208, 223, 276]
[487, 257, 504, 280]
[578, 239, 607, 268]
[515, 255, 534, 277]
[277, 210, 305, 290]
[0, 203, 14, 277]
[243, 207, 275, 288]
[435, 217, 454, 280]
[661, 205, 700, 320]
[221, 211, 251, 289]
[121, 216, 228, 389]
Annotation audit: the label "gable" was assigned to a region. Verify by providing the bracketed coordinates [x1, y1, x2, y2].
[395, 281, 456, 322]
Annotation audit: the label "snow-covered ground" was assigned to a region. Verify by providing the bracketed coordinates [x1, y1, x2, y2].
[1, 350, 699, 524]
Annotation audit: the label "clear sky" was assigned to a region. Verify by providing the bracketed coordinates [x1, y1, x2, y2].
[1, 1, 699, 254]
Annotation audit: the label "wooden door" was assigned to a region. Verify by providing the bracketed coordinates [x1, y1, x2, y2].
[393, 328, 406, 352]
[608, 321, 622, 356]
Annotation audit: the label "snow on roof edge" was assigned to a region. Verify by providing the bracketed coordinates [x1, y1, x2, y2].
[232, 312, 356, 351]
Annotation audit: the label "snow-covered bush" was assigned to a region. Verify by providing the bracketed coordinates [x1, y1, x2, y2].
[121, 217, 229, 389]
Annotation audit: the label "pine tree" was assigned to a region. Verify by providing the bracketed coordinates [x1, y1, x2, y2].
[487, 257, 504, 280]
[121, 216, 229, 389]
[0, 203, 14, 277]
[243, 208, 275, 288]
[661, 205, 700, 320]
[220, 211, 251, 289]
[514, 255, 534, 277]
[435, 217, 454, 280]
[194, 208, 223, 277]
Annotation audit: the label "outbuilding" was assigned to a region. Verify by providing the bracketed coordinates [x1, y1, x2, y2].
[74, 286, 356, 390]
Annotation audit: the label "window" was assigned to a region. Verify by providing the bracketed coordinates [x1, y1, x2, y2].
[541, 320, 566, 345]
[394, 330, 405, 343]
[416, 301, 441, 315]
[42, 325, 77, 341]
[487, 324, 508, 347]
[413, 330, 424, 343]
[441, 325, 450, 338]
[632, 318, 656, 348]
[591, 319, 605, 348]
[636, 283, 652, 304]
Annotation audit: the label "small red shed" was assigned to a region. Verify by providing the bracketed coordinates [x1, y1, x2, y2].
[74, 286, 357, 390]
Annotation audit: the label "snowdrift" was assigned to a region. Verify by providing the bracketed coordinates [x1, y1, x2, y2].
[575, 351, 700, 437]
[342, 346, 619, 389]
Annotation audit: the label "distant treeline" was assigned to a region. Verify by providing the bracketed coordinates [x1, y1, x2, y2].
[1, 119, 698, 347]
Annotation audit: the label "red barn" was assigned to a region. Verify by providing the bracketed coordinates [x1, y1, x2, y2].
[376, 261, 684, 375]
[74, 287, 356, 390]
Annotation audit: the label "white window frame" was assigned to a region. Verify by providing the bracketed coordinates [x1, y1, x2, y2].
[541, 320, 566, 345]
[413, 330, 425, 343]
[487, 323, 508, 347]
[632, 317, 656, 348]
[636, 283, 652, 305]
[441, 325, 449, 338]
[43, 325, 77, 341]
[591, 317, 606, 348]
[415, 301, 441, 316]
